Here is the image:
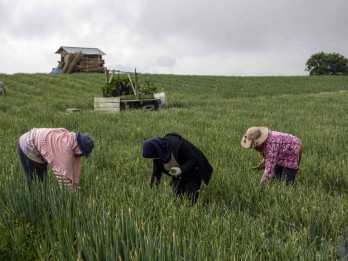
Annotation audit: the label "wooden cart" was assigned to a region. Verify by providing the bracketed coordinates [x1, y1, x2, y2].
[94, 69, 161, 112]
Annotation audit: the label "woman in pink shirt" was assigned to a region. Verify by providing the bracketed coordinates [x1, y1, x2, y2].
[241, 126, 302, 184]
[18, 128, 94, 190]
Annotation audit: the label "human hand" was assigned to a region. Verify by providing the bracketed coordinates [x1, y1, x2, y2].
[259, 179, 266, 192]
[257, 162, 265, 170]
[260, 176, 269, 185]
[169, 167, 182, 176]
[72, 182, 80, 192]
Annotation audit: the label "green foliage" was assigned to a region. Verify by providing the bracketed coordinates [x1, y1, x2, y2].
[139, 78, 158, 94]
[0, 72, 348, 260]
[305, 52, 348, 75]
[101, 74, 158, 97]
[101, 74, 133, 97]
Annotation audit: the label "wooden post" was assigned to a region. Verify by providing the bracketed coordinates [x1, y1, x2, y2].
[127, 73, 136, 95]
[108, 70, 114, 84]
[135, 68, 139, 100]
[104, 69, 109, 82]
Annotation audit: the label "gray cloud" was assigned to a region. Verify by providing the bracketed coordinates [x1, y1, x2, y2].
[156, 56, 176, 67]
[135, 0, 348, 53]
[0, 0, 347, 75]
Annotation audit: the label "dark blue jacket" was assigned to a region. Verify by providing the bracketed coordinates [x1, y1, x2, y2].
[150, 133, 213, 187]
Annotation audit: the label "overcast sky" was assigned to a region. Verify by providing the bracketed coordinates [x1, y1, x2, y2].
[0, 0, 347, 76]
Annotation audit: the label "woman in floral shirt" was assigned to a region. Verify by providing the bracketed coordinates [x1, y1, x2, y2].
[241, 126, 303, 184]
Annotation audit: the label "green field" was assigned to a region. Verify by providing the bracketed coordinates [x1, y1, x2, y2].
[0, 73, 347, 260]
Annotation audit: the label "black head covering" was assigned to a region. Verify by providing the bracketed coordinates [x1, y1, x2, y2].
[142, 137, 171, 163]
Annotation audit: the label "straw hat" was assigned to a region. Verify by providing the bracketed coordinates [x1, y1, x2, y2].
[241, 126, 269, 148]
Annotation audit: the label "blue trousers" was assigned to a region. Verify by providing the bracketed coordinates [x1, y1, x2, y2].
[273, 165, 298, 185]
[273, 156, 302, 185]
[17, 142, 47, 187]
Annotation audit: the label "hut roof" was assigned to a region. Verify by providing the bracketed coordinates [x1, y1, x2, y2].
[55, 46, 106, 55]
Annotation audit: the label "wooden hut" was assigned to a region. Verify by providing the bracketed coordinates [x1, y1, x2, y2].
[55, 46, 106, 73]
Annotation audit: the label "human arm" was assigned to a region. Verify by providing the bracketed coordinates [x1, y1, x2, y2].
[150, 160, 163, 188]
[257, 159, 265, 170]
[261, 156, 277, 182]
[176, 141, 198, 176]
[52, 153, 82, 191]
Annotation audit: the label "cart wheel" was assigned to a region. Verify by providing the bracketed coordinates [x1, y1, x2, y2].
[142, 105, 156, 110]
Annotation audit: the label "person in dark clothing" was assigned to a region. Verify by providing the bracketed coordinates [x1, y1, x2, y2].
[142, 133, 213, 203]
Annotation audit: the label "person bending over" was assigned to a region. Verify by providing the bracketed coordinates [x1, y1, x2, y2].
[18, 128, 94, 190]
[142, 133, 213, 204]
[241, 126, 302, 185]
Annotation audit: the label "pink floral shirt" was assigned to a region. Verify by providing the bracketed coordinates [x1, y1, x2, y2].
[261, 131, 302, 181]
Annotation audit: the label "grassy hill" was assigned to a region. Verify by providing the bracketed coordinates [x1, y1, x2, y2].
[0, 73, 347, 260]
